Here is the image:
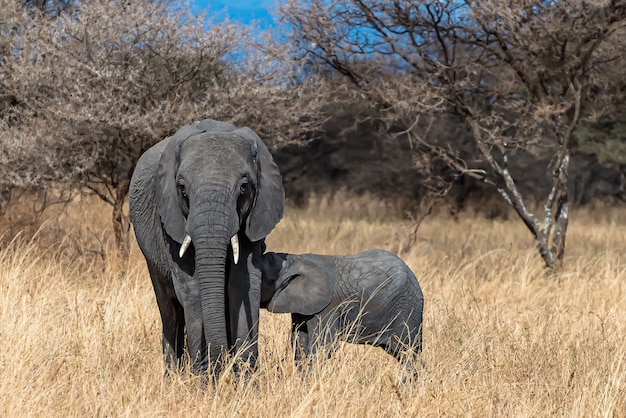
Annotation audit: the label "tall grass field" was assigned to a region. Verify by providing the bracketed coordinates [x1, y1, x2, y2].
[0, 194, 624, 416]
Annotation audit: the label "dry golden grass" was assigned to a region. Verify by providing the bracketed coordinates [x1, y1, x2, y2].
[1, 194, 625, 417]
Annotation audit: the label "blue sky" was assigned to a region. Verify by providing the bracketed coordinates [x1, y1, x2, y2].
[190, 0, 278, 27]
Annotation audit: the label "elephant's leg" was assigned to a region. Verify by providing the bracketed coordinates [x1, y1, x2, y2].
[392, 345, 422, 384]
[385, 329, 423, 383]
[290, 314, 319, 374]
[171, 268, 208, 374]
[181, 290, 208, 374]
[385, 336, 412, 364]
[291, 314, 310, 364]
[227, 248, 262, 369]
[317, 317, 341, 361]
[299, 315, 343, 374]
[148, 264, 185, 371]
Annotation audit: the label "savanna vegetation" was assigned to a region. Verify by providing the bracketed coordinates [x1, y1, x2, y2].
[1, 196, 625, 416]
[1, 0, 625, 415]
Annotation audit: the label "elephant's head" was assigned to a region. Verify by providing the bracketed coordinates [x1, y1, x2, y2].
[156, 119, 284, 366]
[261, 253, 332, 315]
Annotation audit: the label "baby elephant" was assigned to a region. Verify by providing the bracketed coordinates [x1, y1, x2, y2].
[259, 249, 424, 372]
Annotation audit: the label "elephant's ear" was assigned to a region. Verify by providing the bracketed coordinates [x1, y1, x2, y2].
[237, 127, 285, 242]
[155, 124, 204, 244]
[267, 257, 332, 315]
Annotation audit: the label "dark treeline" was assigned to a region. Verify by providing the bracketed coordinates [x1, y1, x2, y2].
[276, 101, 625, 209]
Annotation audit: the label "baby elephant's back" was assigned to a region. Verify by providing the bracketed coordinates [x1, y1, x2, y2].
[333, 249, 423, 328]
[339, 249, 421, 292]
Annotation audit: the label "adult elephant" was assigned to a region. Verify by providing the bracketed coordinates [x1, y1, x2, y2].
[129, 119, 284, 377]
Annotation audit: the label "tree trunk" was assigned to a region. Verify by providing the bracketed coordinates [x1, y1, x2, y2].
[466, 116, 571, 270]
[112, 179, 131, 253]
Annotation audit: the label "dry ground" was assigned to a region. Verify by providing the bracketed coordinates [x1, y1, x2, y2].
[0, 194, 624, 417]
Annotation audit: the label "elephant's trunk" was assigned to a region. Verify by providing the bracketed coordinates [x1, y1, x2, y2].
[191, 191, 238, 376]
[194, 234, 229, 371]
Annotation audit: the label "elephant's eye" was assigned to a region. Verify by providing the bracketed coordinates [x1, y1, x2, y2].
[177, 179, 187, 197]
[177, 180, 189, 215]
[239, 179, 249, 195]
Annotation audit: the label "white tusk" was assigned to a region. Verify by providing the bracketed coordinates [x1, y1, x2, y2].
[231, 234, 239, 264]
[179, 235, 192, 258]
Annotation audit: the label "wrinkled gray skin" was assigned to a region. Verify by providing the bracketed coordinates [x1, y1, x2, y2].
[129, 119, 284, 377]
[259, 249, 424, 372]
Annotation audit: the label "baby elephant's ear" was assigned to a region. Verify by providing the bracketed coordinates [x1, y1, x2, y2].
[266, 259, 332, 315]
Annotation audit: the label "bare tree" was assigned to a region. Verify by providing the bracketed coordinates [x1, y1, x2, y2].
[279, 0, 626, 268]
[0, 0, 323, 251]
